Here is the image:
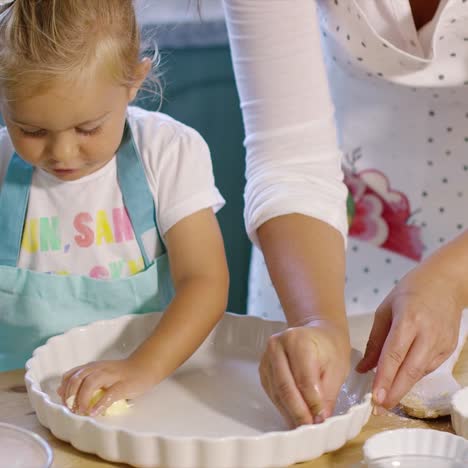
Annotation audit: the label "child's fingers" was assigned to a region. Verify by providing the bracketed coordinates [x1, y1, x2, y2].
[63, 366, 97, 408]
[60, 364, 87, 387]
[58, 364, 87, 399]
[90, 382, 126, 417]
[74, 370, 111, 414]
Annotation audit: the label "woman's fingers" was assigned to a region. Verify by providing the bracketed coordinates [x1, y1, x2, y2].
[384, 335, 434, 408]
[259, 360, 294, 428]
[260, 327, 350, 427]
[319, 357, 350, 420]
[372, 313, 417, 407]
[287, 338, 327, 423]
[356, 304, 392, 373]
[267, 339, 315, 427]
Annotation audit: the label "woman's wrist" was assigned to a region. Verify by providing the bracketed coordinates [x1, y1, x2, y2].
[257, 213, 347, 327]
[422, 231, 468, 310]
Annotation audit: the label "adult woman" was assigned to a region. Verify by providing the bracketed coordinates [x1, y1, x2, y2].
[223, 0, 468, 427]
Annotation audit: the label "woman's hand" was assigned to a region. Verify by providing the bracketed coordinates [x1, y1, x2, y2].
[57, 357, 156, 416]
[259, 320, 350, 428]
[356, 260, 464, 410]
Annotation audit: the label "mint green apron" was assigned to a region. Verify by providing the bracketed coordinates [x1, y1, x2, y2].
[0, 123, 174, 371]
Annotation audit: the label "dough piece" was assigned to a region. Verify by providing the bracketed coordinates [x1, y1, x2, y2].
[400, 313, 468, 419]
[400, 392, 450, 419]
[66, 388, 130, 416]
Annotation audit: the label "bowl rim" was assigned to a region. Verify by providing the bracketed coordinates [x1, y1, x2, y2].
[364, 453, 467, 466]
[363, 428, 468, 461]
[0, 422, 53, 467]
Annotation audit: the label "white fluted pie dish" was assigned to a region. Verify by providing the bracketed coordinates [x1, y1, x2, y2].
[25, 312, 373, 468]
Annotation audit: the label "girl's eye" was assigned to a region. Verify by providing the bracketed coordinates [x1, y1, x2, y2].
[77, 126, 101, 136]
[20, 128, 47, 137]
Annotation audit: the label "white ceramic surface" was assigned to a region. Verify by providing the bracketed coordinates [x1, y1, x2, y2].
[451, 386, 468, 439]
[0, 422, 53, 468]
[363, 428, 468, 464]
[25, 312, 373, 468]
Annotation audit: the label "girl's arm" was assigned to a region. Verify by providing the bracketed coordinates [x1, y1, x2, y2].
[128, 208, 229, 382]
[59, 207, 229, 415]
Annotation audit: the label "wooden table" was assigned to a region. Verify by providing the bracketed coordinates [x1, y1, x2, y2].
[1, 314, 467, 468]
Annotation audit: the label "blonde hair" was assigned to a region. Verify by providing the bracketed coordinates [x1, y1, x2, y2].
[0, 0, 157, 99]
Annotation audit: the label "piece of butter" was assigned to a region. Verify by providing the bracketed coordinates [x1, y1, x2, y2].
[65, 389, 130, 416]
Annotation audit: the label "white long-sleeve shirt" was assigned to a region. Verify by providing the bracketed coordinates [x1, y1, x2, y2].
[223, 0, 348, 246]
[223, 0, 468, 316]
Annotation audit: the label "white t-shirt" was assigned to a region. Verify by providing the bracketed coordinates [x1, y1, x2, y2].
[0, 106, 225, 279]
[223, 0, 468, 317]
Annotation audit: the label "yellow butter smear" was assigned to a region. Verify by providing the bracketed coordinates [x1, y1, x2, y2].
[66, 389, 130, 416]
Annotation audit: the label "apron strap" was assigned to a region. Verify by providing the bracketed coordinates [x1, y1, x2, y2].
[117, 122, 164, 269]
[0, 155, 33, 267]
[0, 122, 162, 269]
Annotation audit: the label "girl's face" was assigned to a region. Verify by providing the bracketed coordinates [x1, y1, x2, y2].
[1, 63, 148, 181]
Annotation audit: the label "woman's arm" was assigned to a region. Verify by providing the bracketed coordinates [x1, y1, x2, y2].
[223, 0, 347, 325]
[258, 214, 346, 329]
[257, 214, 350, 426]
[223, 0, 347, 246]
[223, 0, 350, 425]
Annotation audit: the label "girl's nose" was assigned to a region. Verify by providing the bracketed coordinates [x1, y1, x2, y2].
[48, 132, 79, 165]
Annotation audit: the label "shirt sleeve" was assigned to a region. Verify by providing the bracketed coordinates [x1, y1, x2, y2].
[223, 0, 348, 246]
[134, 111, 225, 237]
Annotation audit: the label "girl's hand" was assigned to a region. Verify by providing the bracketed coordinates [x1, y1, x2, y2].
[57, 358, 156, 416]
[259, 320, 350, 428]
[356, 263, 463, 410]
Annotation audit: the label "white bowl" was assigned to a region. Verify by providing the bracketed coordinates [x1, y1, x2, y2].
[25, 312, 373, 468]
[0, 422, 53, 468]
[364, 454, 466, 468]
[363, 428, 468, 464]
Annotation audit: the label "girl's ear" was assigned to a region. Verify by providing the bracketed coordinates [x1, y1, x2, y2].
[128, 57, 152, 102]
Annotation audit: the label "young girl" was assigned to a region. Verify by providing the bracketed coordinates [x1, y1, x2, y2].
[0, 0, 229, 417]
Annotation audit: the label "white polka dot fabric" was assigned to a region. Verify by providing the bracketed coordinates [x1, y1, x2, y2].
[247, 0, 468, 318]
